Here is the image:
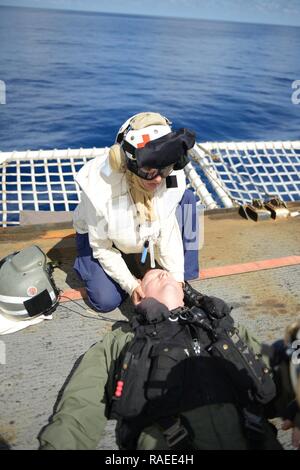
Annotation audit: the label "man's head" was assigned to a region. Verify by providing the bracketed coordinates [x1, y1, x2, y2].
[141, 269, 184, 311]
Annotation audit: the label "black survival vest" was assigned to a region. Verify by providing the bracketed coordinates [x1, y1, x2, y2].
[110, 291, 276, 450]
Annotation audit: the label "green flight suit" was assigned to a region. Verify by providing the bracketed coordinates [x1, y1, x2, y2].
[39, 321, 283, 450]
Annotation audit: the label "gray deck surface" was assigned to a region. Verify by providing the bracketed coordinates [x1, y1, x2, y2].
[1, 206, 300, 450]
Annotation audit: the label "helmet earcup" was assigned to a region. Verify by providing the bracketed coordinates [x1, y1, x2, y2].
[109, 144, 126, 172]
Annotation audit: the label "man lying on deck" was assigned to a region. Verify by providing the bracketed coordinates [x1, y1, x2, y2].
[38, 269, 300, 450]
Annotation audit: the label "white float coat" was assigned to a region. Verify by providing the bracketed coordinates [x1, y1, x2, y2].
[73, 152, 186, 294]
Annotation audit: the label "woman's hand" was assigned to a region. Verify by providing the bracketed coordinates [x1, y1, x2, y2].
[131, 281, 146, 305]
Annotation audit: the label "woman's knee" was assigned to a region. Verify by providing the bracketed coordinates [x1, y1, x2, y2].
[86, 283, 127, 313]
[87, 293, 122, 313]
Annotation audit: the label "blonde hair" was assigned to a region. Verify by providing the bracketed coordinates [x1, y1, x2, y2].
[108, 111, 170, 221]
[108, 144, 156, 222]
[125, 171, 157, 222]
[108, 144, 126, 172]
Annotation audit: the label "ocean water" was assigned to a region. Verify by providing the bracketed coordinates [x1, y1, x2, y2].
[0, 5, 300, 152]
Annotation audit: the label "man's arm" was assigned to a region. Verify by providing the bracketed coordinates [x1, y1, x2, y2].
[237, 322, 300, 429]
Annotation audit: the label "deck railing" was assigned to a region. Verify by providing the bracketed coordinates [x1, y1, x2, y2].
[1, 141, 300, 227]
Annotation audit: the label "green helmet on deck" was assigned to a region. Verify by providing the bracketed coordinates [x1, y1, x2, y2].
[0, 245, 59, 321]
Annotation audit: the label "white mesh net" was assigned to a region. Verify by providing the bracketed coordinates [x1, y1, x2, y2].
[1, 142, 300, 227]
[191, 141, 300, 207]
[0, 148, 102, 227]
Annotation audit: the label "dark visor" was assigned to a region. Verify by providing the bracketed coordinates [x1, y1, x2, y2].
[126, 163, 175, 180]
[123, 128, 196, 169]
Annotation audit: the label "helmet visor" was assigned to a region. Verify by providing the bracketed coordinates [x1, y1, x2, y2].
[123, 127, 195, 170]
[127, 161, 175, 180]
[135, 128, 195, 169]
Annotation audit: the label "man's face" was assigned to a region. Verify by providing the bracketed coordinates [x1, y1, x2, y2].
[141, 269, 184, 310]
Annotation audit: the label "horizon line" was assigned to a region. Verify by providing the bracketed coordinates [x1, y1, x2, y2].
[0, 3, 300, 29]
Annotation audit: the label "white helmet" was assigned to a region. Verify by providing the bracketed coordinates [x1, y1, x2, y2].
[115, 112, 195, 179]
[116, 112, 172, 147]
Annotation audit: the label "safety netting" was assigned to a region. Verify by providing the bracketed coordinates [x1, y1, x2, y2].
[0, 149, 102, 227]
[1, 142, 300, 227]
[190, 141, 300, 208]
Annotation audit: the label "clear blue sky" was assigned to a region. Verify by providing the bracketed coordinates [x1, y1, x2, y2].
[0, 0, 300, 27]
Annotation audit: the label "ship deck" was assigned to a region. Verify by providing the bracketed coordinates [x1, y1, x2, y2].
[0, 203, 300, 450]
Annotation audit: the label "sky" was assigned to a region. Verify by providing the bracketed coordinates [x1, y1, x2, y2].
[0, 0, 300, 27]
